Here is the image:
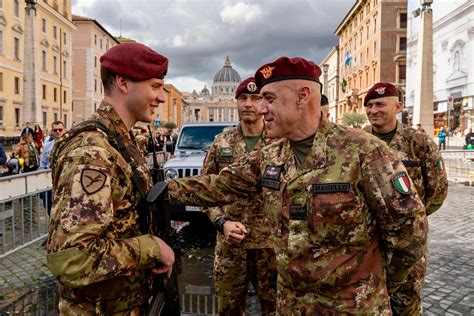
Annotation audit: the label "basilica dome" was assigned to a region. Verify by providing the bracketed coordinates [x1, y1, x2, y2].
[213, 56, 241, 84]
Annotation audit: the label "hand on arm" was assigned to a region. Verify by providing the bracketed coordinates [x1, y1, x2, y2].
[223, 220, 248, 244]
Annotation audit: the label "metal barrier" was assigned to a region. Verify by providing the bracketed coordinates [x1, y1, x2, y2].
[0, 170, 52, 257]
[181, 285, 217, 315]
[441, 150, 474, 185]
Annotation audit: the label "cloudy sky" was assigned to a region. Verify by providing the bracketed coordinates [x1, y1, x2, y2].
[72, 0, 355, 93]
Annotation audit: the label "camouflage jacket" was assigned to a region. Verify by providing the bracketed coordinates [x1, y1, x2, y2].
[169, 118, 428, 313]
[364, 123, 448, 215]
[202, 123, 273, 249]
[47, 102, 159, 313]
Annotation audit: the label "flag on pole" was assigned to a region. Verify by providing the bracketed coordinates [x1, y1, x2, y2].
[344, 52, 353, 68]
[341, 78, 347, 93]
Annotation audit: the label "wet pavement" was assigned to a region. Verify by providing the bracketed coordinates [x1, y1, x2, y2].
[0, 182, 473, 315]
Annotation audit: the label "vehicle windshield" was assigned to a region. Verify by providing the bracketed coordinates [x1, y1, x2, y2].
[177, 125, 231, 151]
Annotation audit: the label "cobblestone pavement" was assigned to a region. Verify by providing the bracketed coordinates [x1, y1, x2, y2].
[0, 182, 473, 315]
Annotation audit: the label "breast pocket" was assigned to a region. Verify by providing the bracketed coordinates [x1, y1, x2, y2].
[308, 189, 368, 246]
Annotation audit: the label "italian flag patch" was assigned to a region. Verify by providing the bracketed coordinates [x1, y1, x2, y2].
[437, 159, 445, 171]
[392, 171, 411, 194]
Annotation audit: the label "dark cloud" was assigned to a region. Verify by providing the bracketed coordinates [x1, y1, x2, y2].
[73, 0, 354, 91]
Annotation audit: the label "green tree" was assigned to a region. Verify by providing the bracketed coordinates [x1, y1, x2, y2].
[163, 121, 177, 130]
[342, 112, 367, 128]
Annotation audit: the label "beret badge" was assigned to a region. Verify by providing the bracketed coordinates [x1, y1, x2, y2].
[247, 82, 257, 92]
[375, 87, 386, 95]
[260, 66, 275, 79]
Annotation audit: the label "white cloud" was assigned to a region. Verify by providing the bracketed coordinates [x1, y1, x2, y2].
[220, 2, 262, 25]
[167, 76, 208, 93]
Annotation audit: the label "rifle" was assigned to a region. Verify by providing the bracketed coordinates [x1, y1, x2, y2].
[146, 126, 181, 316]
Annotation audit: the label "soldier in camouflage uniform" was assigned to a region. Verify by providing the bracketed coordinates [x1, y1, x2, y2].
[364, 82, 448, 315]
[202, 77, 277, 315]
[46, 42, 175, 315]
[160, 57, 429, 314]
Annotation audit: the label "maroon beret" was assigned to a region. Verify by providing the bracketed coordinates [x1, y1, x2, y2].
[235, 77, 260, 99]
[254, 56, 321, 88]
[364, 82, 399, 106]
[100, 42, 168, 81]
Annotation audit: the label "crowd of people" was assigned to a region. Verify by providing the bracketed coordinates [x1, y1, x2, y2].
[0, 121, 66, 177]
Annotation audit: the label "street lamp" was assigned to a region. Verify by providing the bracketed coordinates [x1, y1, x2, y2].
[322, 64, 329, 97]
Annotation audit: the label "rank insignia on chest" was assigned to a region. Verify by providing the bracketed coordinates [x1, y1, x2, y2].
[289, 204, 307, 220]
[81, 168, 107, 194]
[261, 165, 283, 190]
[392, 171, 411, 194]
[217, 147, 234, 163]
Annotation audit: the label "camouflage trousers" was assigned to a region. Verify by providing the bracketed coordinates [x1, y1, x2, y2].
[58, 297, 144, 315]
[214, 234, 277, 316]
[275, 276, 391, 315]
[391, 253, 427, 316]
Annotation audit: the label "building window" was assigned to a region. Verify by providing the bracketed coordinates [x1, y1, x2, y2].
[94, 34, 97, 45]
[14, 76, 20, 94]
[63, 32, 67, 45]
[54, 88, 57, 101]
[367, 24, 370, 39]
[398, 65, 406, 81]
[360, 31, 362, 45]
[53, 56, 57, 74]
[0, 0, 3, 9]
[94, 103, 97, 111]
[15, 108, 20, 127]
[0, 30, 3, 55]
[63, 60, 66, 78]
[374, 17, 377, 33]
[14, 37, 20, 60]
[0, 72, 3, 91]
[42, 51, 47, 70]
[42, 84, 46, 100]
[54, 112, 58, 122]
[13, 0, 19, 17]
[63, 114, 67, 128]
[0, 106, 3, 125]
[94, 79, 97, 92]
[42, 18, 47, 33]
[63, 90, 67, 103]
[94, 56, 97, 68]
[399, 37, 407, 51]
[399, 13, 407, 29]
[373, 41, 377, 55]
[42, 111, 47, 127]
[53, 25, 57, 39]
[100, 38, 102, 49]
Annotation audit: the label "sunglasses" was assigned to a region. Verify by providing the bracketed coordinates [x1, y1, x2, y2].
[53, 128, 63, 132]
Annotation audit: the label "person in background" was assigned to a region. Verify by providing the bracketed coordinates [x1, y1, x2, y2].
[364, 82, 448, 315]
[320, 94, 330, 119]
[464, 128, 474, 149]
[34, 123, 44, 153]
[21, 122, 34, 137]
[39, 121, 65, 216]
[14, 133, 39, 172]
[0, 143, 6, 166]
[202, 77, 277, 315]
[438, 126, 447, 150]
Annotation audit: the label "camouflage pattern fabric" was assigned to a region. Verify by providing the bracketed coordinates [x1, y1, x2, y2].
[47, 102, 159, 314]
[365, 123, 448, 315]
[168, 117, 428, 314]
[135, 134, 149, 155]
[202, 124, 276, 314]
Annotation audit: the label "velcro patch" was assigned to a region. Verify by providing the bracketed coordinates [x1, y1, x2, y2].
[402, 160, 421, 168]
[312, 183, 351, 194]
[261, 165, 283, 190]
[81, 168, 107, 195]
[289, 205, 307, 220]
[392, 171, 411, 194]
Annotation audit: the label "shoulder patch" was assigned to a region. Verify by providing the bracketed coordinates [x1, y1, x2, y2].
[81, 168, 107, 194]
[392, 171, 411, 194]
[436, 159, 445, 171]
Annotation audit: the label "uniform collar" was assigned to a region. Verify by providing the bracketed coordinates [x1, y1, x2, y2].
[92, 101, 131, 139]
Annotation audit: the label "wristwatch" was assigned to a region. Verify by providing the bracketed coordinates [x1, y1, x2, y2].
[214, 217, 227, 233]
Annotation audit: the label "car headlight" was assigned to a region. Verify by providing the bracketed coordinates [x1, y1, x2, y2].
[165, 169, 178, 180]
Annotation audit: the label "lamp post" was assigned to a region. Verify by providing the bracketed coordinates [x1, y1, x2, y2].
[412, 0, 434, 138]
[322, 64, 329, 97]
